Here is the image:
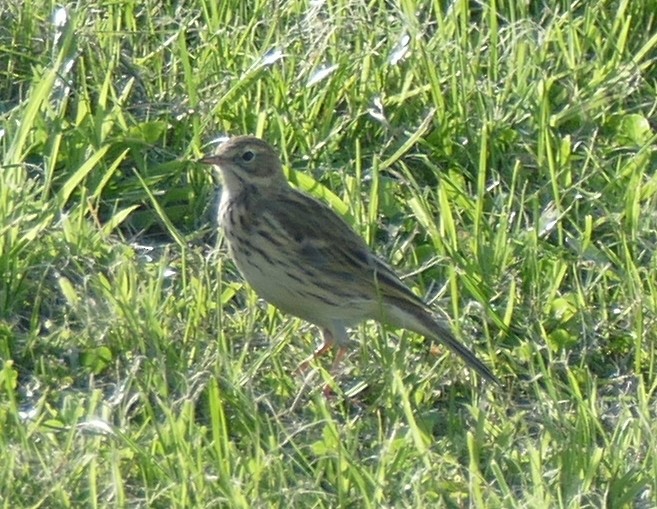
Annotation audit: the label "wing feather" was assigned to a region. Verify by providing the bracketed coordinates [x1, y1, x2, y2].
[262, 189, 428, 309]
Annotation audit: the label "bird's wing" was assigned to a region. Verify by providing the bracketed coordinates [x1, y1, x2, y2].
[262, 188, 428, 308]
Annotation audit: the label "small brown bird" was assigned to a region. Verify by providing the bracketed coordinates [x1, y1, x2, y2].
[200, 136, 499, 385]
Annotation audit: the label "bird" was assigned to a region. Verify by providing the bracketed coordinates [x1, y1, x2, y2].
[199, 135, 500, 385]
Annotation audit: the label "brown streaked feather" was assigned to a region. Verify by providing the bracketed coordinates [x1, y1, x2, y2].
[264, 187, 424, 302]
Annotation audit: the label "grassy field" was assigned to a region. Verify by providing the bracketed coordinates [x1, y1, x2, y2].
[2, 0, 657, 507]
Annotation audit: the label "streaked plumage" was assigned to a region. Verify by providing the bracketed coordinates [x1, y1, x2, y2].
[200, 136, 499, 385]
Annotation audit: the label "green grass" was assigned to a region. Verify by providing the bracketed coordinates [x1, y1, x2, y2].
[2, 0, 657, 506]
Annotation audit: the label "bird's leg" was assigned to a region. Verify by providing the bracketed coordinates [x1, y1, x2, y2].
[319, 345, 350, 395]
[295, 328, 335, 374]
[313, 329, 336, 358]
[331, 345, 348, 370]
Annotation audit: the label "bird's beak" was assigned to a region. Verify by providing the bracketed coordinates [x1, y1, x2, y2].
[197, 154, 227, 165]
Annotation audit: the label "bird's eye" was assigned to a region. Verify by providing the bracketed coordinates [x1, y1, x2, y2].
[241, 150, 255, 162]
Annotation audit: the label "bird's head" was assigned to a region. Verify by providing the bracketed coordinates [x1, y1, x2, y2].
[199, 136, 287, 194]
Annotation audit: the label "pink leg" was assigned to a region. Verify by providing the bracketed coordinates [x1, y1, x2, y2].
[319, 345, 350, 397]
[331, 346, 348, 369]
[296, 328, 335, 374]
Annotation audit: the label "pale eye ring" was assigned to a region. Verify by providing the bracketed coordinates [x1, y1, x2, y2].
[241, 150, 255, 162]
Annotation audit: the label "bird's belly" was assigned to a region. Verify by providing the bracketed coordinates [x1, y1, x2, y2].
[229, 242, 370, 326]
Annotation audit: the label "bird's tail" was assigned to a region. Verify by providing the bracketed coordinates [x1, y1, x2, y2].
[382, 300, 501, 386]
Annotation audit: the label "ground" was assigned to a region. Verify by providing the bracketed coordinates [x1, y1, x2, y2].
[1, 1, 656, 507]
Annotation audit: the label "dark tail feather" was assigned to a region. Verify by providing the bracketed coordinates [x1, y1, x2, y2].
[422, 316, 501, 386]
[384, 300, 501, 386]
